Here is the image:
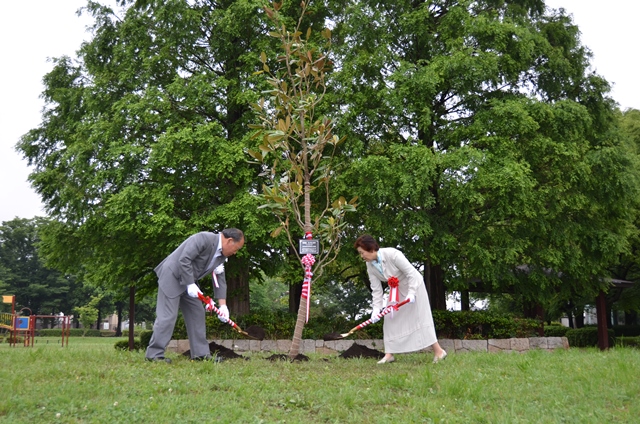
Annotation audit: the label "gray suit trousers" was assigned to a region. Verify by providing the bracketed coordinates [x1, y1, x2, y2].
[145, 285, 210, 359]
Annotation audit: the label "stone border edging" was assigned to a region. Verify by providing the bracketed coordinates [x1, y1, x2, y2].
[167, 337, 569, 355]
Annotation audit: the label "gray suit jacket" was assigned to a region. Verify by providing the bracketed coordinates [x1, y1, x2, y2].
[154, 232, 227, 299]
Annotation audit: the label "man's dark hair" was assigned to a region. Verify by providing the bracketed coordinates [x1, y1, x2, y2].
[222, 228, 244, 242]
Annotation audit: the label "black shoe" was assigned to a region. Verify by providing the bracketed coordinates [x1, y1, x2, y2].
[146, 357, 172, 364]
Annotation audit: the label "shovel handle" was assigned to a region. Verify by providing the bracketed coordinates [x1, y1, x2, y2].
[197, 292, 240, 330]
[352, 298, 412, 332]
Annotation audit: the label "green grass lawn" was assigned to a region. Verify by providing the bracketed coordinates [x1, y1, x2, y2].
[1, 337, 638, 423]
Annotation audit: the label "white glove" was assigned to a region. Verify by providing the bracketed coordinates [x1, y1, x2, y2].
[407, 294, 416, 304]
[369, 309, 381, 324]
[214, 264, 225, 274]
[186, 283, 202, 298]
[217, 304, 229, 323]
[205, 299, 216, 312]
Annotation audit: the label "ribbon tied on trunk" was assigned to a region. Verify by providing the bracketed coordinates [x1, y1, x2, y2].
[301, 232, 315, 323]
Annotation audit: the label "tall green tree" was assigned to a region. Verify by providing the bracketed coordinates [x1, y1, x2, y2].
[74, 295, 102, 337]
[327, 0, 639, 312]
[250, 1, 356, 357]
[0, 218, 86, 316]
[18, 0, 283, 315]
[608, 108, 640, 321]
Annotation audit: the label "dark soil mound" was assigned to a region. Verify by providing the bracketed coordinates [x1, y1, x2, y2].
[208, 341, 246, 359]
[322, 332, 343, 341]
[182, 341, 247, 359]
[245, 325, 266, 340]
[265, 353, 310, 362]
[339, 343, 384, 359]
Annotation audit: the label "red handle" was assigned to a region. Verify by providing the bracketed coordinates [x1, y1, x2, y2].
[197, 292, 239, 329]
[356, 298, 411, 330]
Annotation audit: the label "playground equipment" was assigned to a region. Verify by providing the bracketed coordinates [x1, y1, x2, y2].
[1, 295, 71, 347]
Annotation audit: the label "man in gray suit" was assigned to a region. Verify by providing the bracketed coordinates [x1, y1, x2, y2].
[145, 228, 245, 362]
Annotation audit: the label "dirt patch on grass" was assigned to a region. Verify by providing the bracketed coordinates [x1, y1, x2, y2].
[182, 341, 247, 360]
[338, 343, 384, 359]
[265, 353, 310, 362]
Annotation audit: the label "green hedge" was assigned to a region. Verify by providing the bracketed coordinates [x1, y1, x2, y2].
[38, 328, 103, 337]
[432, 310, 541, 339]
[113, 330, 153, 351]
[162, 310, 539, 340]
[140, 330, 153, 347]
[114, 339, 143, 351]
[616, 336, 640, 348]
[544, 325, 571, 337]
[121, 329, 142, 338]
[565, 327, 615, 348]
[611, 325, 640, 337]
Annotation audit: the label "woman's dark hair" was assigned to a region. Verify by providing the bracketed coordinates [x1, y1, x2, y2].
[354, 235, 379, 252]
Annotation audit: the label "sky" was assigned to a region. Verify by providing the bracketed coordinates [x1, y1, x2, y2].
[1, 1, 639, 224]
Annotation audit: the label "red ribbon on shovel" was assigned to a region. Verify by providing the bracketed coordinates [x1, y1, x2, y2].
[335, 298, 411, 340]
[196, 292, 261, 340]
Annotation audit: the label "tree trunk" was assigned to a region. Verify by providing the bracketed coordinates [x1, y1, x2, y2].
[461, 290, 470, 311]
[424, 261, 447, 310]
[596, 291, 609, 350]
[289, 281, 302, 313]
[128, 286, 136, 351]
[115, 301, 123, 337]
[288, 291, 307, 358]
[226, 267, 250, 316]
[624, 310, 637, 326]
[575, 311, 584, 328]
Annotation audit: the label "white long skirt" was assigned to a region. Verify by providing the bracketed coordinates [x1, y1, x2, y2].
[382, 281, 437, 354]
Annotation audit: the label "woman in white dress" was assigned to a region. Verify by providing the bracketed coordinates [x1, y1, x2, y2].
[354, 235, 447, 364]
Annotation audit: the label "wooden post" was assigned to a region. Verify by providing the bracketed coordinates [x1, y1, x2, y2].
[596, 291, 609, 350]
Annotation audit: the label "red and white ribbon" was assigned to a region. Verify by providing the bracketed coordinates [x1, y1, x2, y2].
[388, 276, 400, 304]
[212, 263, 224, 288]
[300, 232, 315, 323]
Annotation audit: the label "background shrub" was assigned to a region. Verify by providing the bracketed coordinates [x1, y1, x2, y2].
[165, 310, 540, 340]
[611, 325, 640, 337]
[566, 326, 614, 347]
[140, 330, 153, 348]
[39, 328, 102, 337]
[544, 325, 571, 337]
[114, 339, 142, 351]
[433, 310, 541, 339]
[615, 336, 640, 348]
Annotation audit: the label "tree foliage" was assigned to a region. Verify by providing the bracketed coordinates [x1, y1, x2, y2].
[18, 0, 283, 313]
[250, 0, 356, 356]
[15, 0, 640, 326]
[0, 218, 88, 316]
[327, 0, 639, 312]
[250, 1, 356, 269]
[74, 295, 102, 336]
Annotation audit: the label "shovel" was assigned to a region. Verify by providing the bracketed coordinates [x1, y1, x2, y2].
[197, 293, 265, 340]
[324, 298, 411, 341]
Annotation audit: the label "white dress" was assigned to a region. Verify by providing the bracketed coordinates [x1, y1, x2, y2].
[367, 248, 438, 353]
